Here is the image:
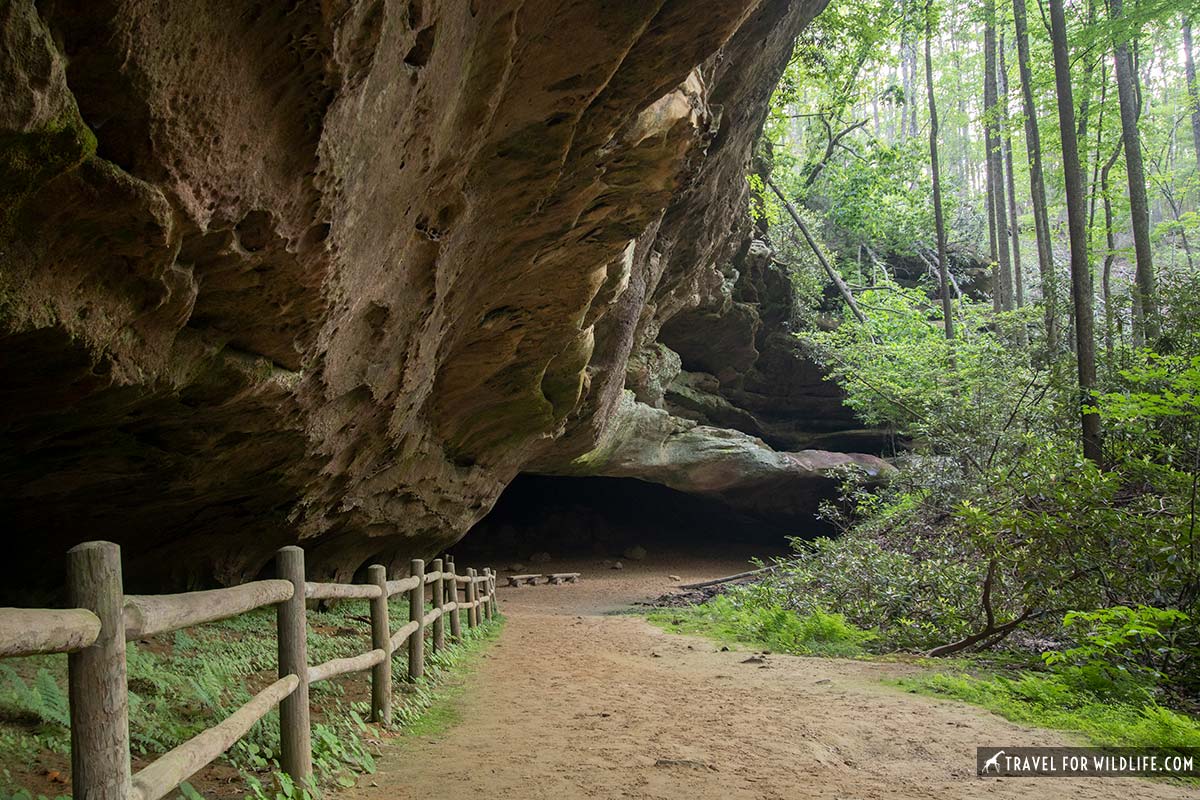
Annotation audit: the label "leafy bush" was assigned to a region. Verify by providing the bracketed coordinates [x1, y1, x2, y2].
[1043, 606, 1192, 704]
[756, 536, 980, 651]
[780, 275, 1200, 700]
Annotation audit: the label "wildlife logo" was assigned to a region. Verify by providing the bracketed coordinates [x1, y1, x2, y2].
[981, 750, 1005, 774]
[977, 747, 1200, 778]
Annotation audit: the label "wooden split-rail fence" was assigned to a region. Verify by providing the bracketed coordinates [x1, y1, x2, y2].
[0, 541, 499, 800]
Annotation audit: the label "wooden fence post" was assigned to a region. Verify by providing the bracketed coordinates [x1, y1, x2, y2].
[481, 569, 491, 622]
[367, 564, 391, 725]
[446, 559, 462, 641]
[276, 546, 312, 783]
[476, 569, 484, 626]
[408, 559, 424, 681]
[491, 569, 499, 617]
[431, 558, 445, 652]
[67, 541, 131, 800]
[466, 568, 478, 629]
[475, 569, 484, 626]
[487, 568, 498, 618]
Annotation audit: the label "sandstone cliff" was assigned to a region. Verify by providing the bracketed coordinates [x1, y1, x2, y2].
[1, 0, 890, 592]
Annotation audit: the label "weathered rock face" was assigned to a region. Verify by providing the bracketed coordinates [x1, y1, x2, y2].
[654, 239, 892, 454]
[1, 0, 850, 593]
[556, 394, 891, 530]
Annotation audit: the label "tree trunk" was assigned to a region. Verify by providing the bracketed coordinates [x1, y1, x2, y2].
[998, 34, 1023, 309]
[768, 180, 868, 325]
[1087, 70, 1109, 270]
[925, 1, 954, 342]
[1013, 0, 1059, 353]
[1185, 17, 1200, 172]
[1101, 143, 1121, 363]
[1112, 0, 1160, 343]
[1049, 0, 1103, 463]
[984, 0, 1013, 312]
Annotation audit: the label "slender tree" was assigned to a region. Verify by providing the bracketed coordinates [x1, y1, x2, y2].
[984, 0, 1013, 311]
[1101, 143, 1122, 362]
[1013, 0, 1058, 352]
[1112, 0, 1161, 342]
[1049, 0, 1102, 463]
[998, 33, 1024, 308]
[925, 0, 954, 342]
[1185, 17, 1200, 172]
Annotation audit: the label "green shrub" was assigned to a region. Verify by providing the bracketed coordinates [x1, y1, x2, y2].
[1043, 606, 1191, 704]
[756, 536, 981, 651]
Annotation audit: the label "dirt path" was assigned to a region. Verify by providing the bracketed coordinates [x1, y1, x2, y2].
[348, 550, 1198, 799]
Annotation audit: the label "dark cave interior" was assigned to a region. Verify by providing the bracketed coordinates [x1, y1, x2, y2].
[450, 474, 831, 563]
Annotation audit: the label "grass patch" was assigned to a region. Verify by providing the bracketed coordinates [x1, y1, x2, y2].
[0, 599, 503, 800]
[650, 597, 1200, 751]
[391, 619, 500, 739]
[646, 595, 872, 657]
[897, 671, 1200, 749]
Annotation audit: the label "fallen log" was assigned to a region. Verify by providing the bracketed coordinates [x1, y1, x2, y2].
[677, 564, 785, 590]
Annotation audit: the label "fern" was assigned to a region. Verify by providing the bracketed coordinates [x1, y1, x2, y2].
[0, 667, 69, 729]
[31, 672, 68, 728]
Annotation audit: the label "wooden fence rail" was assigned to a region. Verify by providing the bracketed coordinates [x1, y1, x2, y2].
[0, 542, 498, 800]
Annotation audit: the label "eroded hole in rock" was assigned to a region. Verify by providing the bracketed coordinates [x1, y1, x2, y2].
[404, 25, 436, 67]
[450, 475, 828, 566]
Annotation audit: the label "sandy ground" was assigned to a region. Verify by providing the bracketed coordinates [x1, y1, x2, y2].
[346, 549, 1199, 799]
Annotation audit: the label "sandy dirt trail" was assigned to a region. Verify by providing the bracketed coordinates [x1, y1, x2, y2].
[347, 549, 1199, 799]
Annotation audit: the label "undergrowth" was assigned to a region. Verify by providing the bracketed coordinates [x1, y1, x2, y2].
[898, 671, 1200, 750]
[0, 597, 502, 800]
[646, 593, 872, 657]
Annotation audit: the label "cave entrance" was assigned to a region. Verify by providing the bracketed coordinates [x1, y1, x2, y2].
[451, 474, 819, 565]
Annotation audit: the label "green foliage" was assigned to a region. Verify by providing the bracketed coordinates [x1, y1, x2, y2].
[0, 600, 503, 800]
[738, 0, 1200, 746]
[0, 788, 67, 800]
[901, 670, 1200, 749]
[757, 536, 980, 651]
[790, 254, 1198, 629]
[768, 251, 1200, 706]
[803, 277, 1057, 466]
[647, 593, 873, 657]
[0, 668, 70, 731]
[816, 138, 943, 252]
[1044, 606, 1193, 703]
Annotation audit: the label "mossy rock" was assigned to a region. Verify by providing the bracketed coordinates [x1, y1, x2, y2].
[0, 112, 97, 229]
